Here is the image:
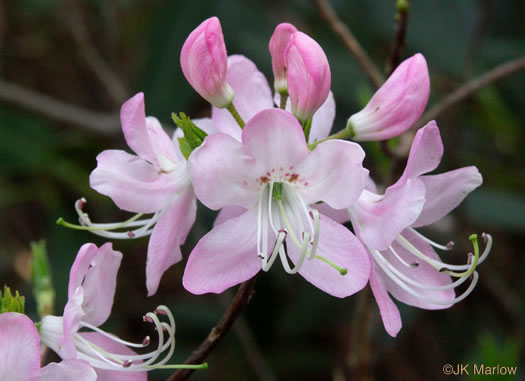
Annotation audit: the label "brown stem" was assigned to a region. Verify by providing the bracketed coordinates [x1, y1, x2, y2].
[314, 0, 384, 89]
[0, 79, 120, 134]
[386, 0, 410, 77]
[166, 277, 257, 381]
[416, 56, 525, 129]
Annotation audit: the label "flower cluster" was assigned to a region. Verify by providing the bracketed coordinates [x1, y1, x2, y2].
[55, 15, 491, 344]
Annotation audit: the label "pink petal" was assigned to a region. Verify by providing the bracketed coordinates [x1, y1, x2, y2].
[90, 149, 187, 214]
[212, 55, 273, 140]
[350, 179, 426, 251]
[286, 32, 331, 122]
[37, 360, 96, 381]
[242, 108, 308, 172]
[311, 202, 349, 224]
[120, 93, 178, 171]
[0, 312, 40, 381]
[369, 264, 402, 337]
[180, 17, 234, 108]
[214, 205, 246, 226]
[397, 121, 443, 184]
[349, 53, 430, 141]
[189, 133, 259, 210]
[287, 214, 370, 298]
[380, 229, 455, 310]
[146, 187, 197, 296]
[269, 23, 298, 92]
[413, 166, 482, 227]
[61, 287, 84, 359]
[273, 90, 336, 143]
[68, 243, 122, 327]
[296, 140, 367, 209]
[80, 332, 146, 381]
[183, 207, 261, 294]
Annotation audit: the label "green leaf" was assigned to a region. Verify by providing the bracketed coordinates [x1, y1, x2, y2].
[31, 240, 55, 317]
[178, 137, 193, 161]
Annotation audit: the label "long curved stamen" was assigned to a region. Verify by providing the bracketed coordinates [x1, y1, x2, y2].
[409, 227, 455, 250]
[57, 198, 162, 239]
[261, 230, 286, 271]
[396, 233, 492, 275]
[389, 245, 419, 268]
[279, 231, 310, 274]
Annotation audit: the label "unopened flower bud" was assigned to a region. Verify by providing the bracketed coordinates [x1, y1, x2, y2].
[180, 17, 234, 108]
[269, 23, 298, 94]
[285, 32, 331, 123]
[348, 53, 430, 141]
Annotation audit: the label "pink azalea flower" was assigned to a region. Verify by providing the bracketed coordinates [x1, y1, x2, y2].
[327, 122, 492, 336]
[347, 54, 430, 141]
[77, 92, 196, 296]
[0, 312, 97, 381]
[269, 23, 298, 94]
[39, 243, 177, 377]
[285, 31, 331, 122]
[183, 108, 370, 297]
[180, 17, 235, 108]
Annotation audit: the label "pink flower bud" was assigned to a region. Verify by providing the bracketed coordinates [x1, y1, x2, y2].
[180, 17, 234, 108]
[285, 32, 331, 122]
[268, 23, 298, 94]
[348, 53, 430, 141]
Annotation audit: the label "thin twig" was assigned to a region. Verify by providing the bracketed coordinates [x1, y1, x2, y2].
[386, 0, 410, 76]
[0, 79, 120, 133]
[64, 0, 128, 105]
[167, 277, 258, 381]
[416, 56, 525, 129]
[314, 0, 384, 89]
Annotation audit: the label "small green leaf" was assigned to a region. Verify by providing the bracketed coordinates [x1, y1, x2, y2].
[172, 112, 208, 152]
[178, 137, 193, 160]
[0, 285, 25, 314]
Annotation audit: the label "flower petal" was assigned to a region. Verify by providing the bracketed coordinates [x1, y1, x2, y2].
[214, 205, 247, 226]
[146, 187, 197, 296]
[273, 91, 335, 143]
[242, 108, 309, 173]
[120, 93, 178, 170]
[68, 243, 122, 327]
[369, 265, 402, 337]
[90, 149, 187, 213]
[350, 179, 426, 251]
[287, 214, 370, 298]
[61, 287, 84, 359]
[183, 207, 261, 294]
[212, 55, 273, 140]
[397, 121, 443, 184]
[296, 140, 367, 209]
[189, 132, 260, 209]
[79, 332, 146, 381]
[311, 203, 349, 224]
[37, 360, 97, 381]
[381, 229, 455, 310]
[413, 166, 482, 227]
[0, 312, 40, 381]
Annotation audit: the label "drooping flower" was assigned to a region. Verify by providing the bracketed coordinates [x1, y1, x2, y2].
[269, 23, 298, 94]
[0, 312, 97, 381]
[285, 31, 331, 123]
[184, 108, 370, 297]
[61, 92, 197, 296]
[39, 243, 178, 377]
[180, 17, 234, 108]
[347, 53, 430, 141]
[341, 122, 492, 336]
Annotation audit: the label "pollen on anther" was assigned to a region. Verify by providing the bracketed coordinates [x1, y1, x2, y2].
[127, 231, 135, 238]
[123, 360, 133, 368]
[289, 173, 299, 183]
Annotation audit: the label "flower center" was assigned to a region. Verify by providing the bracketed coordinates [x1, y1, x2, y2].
[256, 181, 347, 276]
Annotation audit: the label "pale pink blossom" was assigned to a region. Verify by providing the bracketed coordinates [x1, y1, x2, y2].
[184, 108, 370, 297]
[82, 92, 196, 296]
[285, 32, 331, 122]
[269, 23, 298, 94]
[40, 243, 176, 377]
[180, 17, 234, 108]
[348, 54, 430, 141]
[0, 312, 97, 381]
[322, 122, 492, 336]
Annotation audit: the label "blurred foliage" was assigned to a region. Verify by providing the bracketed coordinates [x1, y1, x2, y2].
[1, 0, 524, 380]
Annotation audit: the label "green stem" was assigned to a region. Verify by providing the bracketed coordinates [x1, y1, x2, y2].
[226, 103, 245, 128]
[302, 118, 313, 143]
[308, 120, 355, 150]
[279, 93, 288, 109]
